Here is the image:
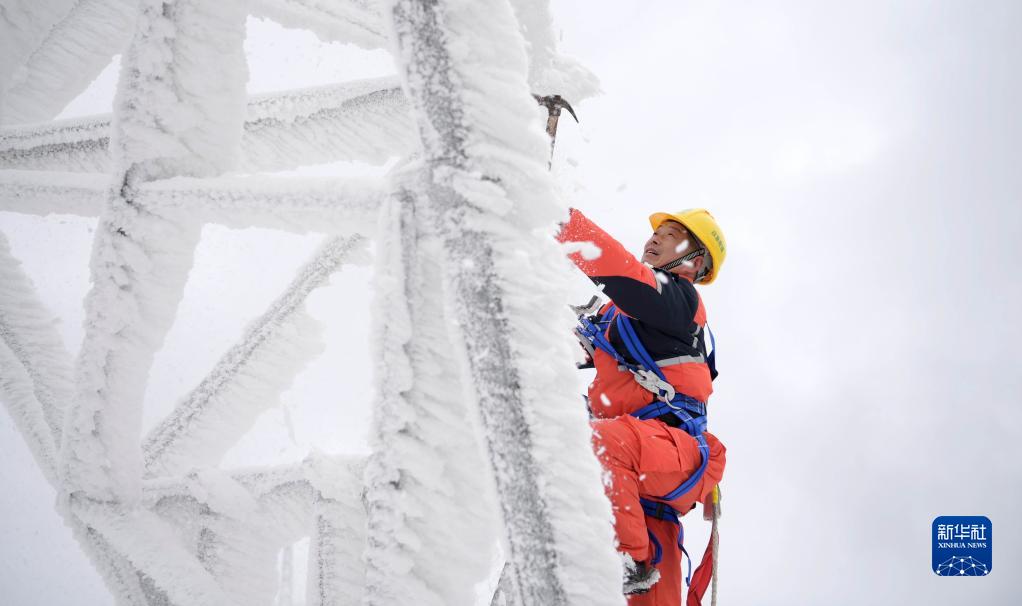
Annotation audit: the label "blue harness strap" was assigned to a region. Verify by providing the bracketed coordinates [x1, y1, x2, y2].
[615, 312, 665, 381]
[642, 499, 693, 584]
[632, 396, 708, 436]
[576, 305, 714, 583]
[576, 305, 641, 374]
[706, 323, 718, 380]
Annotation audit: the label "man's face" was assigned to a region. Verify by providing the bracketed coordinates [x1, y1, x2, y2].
[641, 220, 693, 266]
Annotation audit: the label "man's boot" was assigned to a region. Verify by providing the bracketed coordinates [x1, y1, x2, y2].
[621, 552, 660, 595]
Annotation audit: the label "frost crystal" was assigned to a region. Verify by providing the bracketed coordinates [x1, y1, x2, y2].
[0, 1, 619, 604]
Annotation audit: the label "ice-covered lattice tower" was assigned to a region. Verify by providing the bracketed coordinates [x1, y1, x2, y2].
[0, 0, 623, 604]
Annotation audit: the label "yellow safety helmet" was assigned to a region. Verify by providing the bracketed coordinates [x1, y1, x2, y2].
[648, 209, 727, 284]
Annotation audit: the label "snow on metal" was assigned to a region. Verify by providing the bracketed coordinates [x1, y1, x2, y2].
[0, 236, 66, 483]
[389, 0, 620, 603]
[0, 169, 108, 215]
[143, 234, 368, 477]
[0, 80, 417, 173]
[0, 0, 138, 125]
[0, 0, 614, 604]
[250, 0, 387, 50]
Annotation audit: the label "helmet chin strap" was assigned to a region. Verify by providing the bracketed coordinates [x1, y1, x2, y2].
[658, 247, 707, 273]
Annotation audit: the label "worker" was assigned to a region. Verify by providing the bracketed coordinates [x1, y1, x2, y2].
[558, 208, 728, 605]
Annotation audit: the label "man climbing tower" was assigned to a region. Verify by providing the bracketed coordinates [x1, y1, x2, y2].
[557, 208, 728, 605]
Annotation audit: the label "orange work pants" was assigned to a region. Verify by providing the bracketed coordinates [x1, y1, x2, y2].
[591, 414, 726, 606]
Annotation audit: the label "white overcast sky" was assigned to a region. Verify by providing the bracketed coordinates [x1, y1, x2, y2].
[2, 1, 1021, 604]
[546, 2, 1020, 604]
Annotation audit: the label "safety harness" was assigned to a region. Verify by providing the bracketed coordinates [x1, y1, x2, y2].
[575, 299, 717, 589]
